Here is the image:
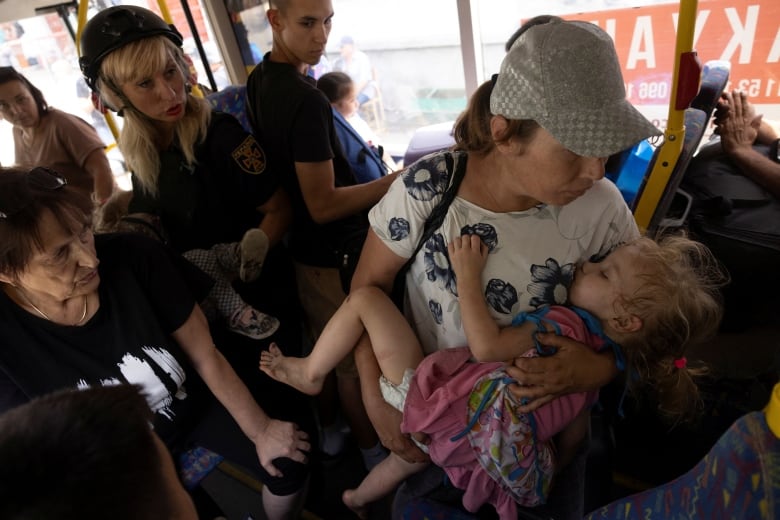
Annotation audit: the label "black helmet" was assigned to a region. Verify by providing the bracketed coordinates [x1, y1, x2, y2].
[79, 5, 182, 90]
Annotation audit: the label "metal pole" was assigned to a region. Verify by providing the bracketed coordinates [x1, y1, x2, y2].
[179, 0, 218, 92]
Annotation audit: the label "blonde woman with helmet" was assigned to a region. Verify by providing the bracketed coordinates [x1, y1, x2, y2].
[79, 6, 291, 341]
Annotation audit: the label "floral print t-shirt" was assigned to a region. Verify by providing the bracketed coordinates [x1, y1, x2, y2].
[369, 150, 639, 354]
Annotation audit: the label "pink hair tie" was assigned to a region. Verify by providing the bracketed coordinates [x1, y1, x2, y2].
[673, 357, 687, 369]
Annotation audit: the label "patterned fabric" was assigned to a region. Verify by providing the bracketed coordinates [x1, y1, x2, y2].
[207, 85, 252, 133]
[179, 446, 224, 490]
[586, 410, 780, 519]
[182, 246, 243, 319]
[460, 370, 554, 507]
[369, 150, 639, 355]
[491, 21, 660, 158]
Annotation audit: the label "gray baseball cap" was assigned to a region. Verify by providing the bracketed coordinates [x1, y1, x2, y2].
[490, 20, 661, 158]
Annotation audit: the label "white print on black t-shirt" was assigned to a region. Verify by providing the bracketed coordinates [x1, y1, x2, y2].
[76, 346, 187, 420]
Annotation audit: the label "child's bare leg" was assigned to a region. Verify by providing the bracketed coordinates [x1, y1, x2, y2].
[342, 453, 428, 519]
[260, 287, 414, 395]
[260, 286, 423, 394]
[351, 287, 425, 384]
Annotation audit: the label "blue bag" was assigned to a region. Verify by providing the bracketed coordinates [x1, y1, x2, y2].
[332, 109, 389, 184]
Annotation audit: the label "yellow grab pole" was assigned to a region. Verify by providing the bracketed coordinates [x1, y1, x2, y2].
[633, 0, 699, 231]
[156, 0, 174, 24]
[75, 0, 119, 143]
[157, 0, 205, 98]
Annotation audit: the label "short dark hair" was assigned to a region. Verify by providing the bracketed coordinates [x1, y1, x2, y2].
[0, 385, 170, 520]
[0, 166, 94, 280]
[0, 66, 49, 116]
[269, 0, 290, 13]
[317, 71, 353, 103]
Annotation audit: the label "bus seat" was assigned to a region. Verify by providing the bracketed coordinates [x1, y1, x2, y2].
[403, 121, 456, 167]
[586, 384, 780, 520]
[634, 107, 709, 234]
[605, 139, 655, 206]
[691, 60, 731, 119]
[179, 446, 224, 489]
[207, 85, 253, 134]
[630, 60, 730, 235]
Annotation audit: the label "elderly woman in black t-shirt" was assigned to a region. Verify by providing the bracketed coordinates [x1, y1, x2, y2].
[0, 167, 310, 519]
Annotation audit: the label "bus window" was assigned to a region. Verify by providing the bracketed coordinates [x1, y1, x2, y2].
[234, 0, 466, 159]
[476, 0, 779, 134]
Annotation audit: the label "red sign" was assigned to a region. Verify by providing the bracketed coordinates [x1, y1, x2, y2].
[565, 0, 780, 105]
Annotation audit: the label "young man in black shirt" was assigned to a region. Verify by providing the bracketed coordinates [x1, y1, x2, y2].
[246, 0, 396, 469]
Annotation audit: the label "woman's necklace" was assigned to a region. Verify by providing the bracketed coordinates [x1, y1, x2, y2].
[17, 289, 88, 325]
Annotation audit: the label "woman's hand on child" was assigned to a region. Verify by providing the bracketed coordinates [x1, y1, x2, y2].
[411, 431, 430, 446]
[505, 333, 619, 413]
[448, 234, 488, 284]
[368, 399, 429, 464]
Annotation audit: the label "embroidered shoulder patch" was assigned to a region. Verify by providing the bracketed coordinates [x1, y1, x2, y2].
[231, 135, 266, 175]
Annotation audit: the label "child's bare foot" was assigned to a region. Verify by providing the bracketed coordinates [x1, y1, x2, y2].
[342, 489, 369, 520]
[259, 343, 324, 395]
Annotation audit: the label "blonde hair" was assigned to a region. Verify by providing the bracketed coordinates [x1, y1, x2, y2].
[97, 36, 210, 196]
[617, 233, 727, 422]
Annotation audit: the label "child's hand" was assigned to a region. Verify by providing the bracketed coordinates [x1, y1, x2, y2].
[448, 234, 488, 285]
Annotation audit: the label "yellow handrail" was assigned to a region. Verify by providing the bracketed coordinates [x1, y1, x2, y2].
[76, 0, 119, 143]
[156, 0, 174, 25]
[766, 383, 780, 438]
[633, 0, 700, 231]
[157, 0, 204, 98]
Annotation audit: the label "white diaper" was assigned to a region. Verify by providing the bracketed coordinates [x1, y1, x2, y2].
[379, 368, 428, 453]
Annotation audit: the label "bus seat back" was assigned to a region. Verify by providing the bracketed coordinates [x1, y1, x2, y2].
[207, 85, 252, 134]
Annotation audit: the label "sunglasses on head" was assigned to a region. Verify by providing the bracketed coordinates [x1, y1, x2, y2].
[0, 167, 67, 219]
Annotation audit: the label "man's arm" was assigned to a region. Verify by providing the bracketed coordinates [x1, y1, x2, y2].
[83, 148, 115, 204]
[295, 160, 397, 224]
[725, 146, 780, 199]
[255, 187, 292, 248]
[716, 90, 780, 198]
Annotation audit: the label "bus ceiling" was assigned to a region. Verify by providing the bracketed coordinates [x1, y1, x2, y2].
[0, 0, 74, 24]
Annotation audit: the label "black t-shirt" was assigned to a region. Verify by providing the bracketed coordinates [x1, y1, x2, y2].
[0, 233, 211, 447]
[246, 53, 366, 267]
[128, 112, 279, 253]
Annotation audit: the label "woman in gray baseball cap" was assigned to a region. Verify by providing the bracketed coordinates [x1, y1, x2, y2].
[352, 18, 660, 519]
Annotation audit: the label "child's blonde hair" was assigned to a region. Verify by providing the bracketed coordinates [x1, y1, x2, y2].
[617, 233, 727, 421]
[97, 36, 210, 196]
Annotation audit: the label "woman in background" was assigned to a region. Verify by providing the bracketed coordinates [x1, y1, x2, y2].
[0, 66, 114, 203]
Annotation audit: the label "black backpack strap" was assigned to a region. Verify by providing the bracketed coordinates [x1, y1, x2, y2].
[394, 153, 467, 289]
